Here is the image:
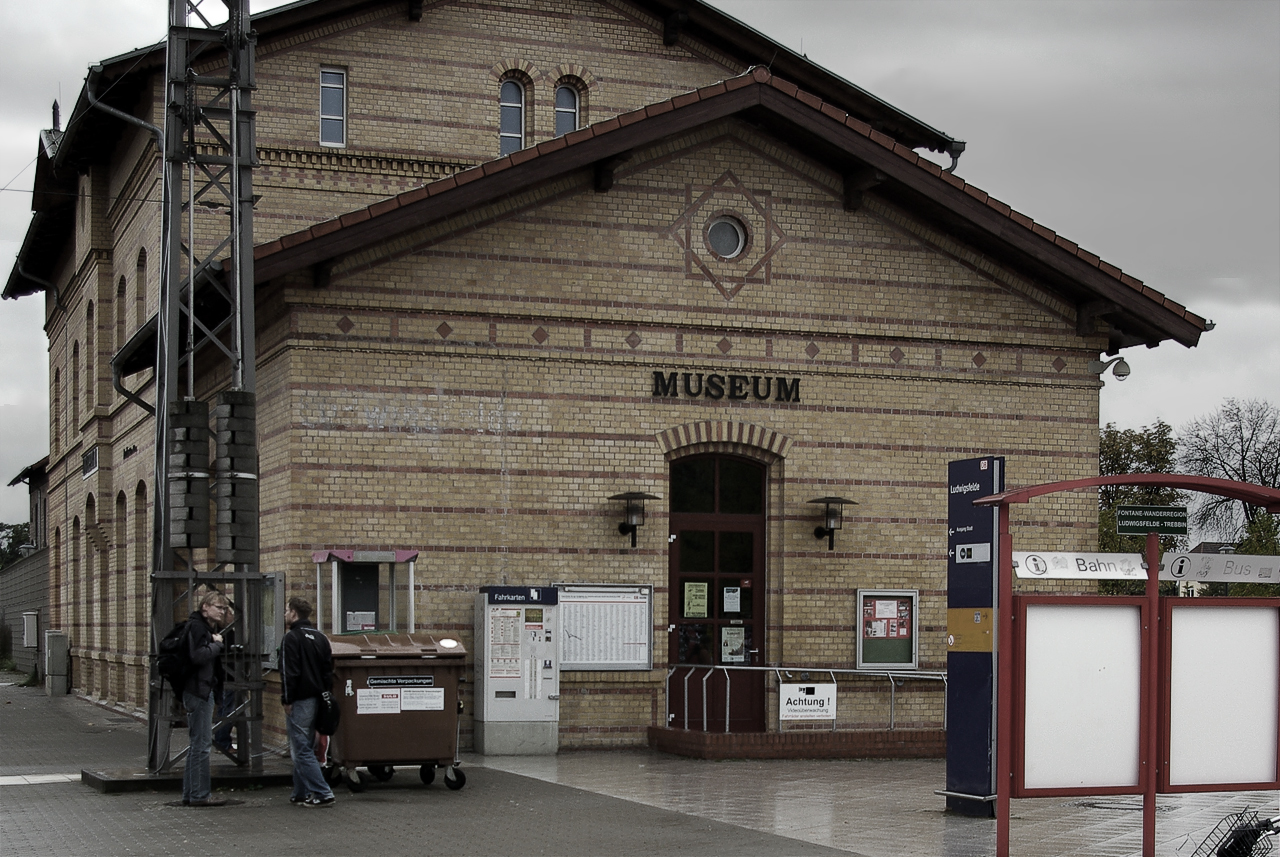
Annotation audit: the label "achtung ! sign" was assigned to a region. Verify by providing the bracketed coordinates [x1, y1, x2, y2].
[779, 683, 837, 721]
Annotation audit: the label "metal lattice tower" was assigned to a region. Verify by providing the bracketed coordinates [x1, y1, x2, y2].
[148, 0, 262, 774]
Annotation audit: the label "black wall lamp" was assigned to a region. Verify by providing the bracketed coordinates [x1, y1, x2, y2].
[610, 491, 660, 548]
[808, 496, 857, 551]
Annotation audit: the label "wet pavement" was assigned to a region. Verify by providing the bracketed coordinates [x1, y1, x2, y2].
[2, 672, 1276, 856]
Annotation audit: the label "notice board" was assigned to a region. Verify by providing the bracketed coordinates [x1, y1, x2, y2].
[557, 585, 652, 670]
[857, 589, 918, 669]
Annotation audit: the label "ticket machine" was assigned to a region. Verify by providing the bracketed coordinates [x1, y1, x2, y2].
[473, 586, 560, 754]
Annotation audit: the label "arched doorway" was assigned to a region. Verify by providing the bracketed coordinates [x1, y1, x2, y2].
[668, 454, 767, 731]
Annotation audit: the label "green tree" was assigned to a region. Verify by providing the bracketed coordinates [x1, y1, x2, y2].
[1201, 513, 1280, 597]
[1097, 421, 1183, 595]
[0, 522, 31, 570]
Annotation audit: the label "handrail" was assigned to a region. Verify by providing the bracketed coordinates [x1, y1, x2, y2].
[663, 664, 948, 733]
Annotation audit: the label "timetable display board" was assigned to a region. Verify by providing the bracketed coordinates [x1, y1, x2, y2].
[558, 585, 653, 670]
[857, 589, 919, 669]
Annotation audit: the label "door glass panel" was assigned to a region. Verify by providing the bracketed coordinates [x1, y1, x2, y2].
[719, 531, 753, 576]
[680, 578, 712, 619]
[719, 459, 763, 514]
[720, 625, 751, 664]
[671, 459, 715, 513]
[719, 581, 752, 618]
[679, 530, 714, 574]
[678, 624, 713, 663]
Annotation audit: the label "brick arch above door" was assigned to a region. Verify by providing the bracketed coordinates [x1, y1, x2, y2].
[655, 420, 793, 462]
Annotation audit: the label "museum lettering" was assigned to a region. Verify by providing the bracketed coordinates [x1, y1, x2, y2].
[652, 371, 801, 403]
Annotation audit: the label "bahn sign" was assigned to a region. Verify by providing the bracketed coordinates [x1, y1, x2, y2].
[1116, 505, 1188, 536]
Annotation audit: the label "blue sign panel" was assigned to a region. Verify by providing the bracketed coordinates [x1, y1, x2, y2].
[945, 456, 1002, 817]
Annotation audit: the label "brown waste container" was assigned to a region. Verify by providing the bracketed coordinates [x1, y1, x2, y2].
[326, 633, 468, 792]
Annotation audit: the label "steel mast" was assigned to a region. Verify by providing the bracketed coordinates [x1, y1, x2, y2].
[148, 0, 262, 774]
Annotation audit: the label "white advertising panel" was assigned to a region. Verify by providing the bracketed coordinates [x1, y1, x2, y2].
[1022, 604, 1142, 790]
[1014, 552, 1145, 580]
[1167, 606, 1279, 786]
[779, 683, 837, 721]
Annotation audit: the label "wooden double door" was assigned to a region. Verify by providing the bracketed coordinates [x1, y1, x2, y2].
[668, 455, 766, 732]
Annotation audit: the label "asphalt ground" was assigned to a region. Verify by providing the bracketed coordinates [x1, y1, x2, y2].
[0, 675, 851, 857]
[3, 672, 1277, 856]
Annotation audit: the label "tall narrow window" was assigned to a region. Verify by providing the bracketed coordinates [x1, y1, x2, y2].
[116, 277, 126, 353]
[320, 69, 346, 146]
[499, 79, 524, 156]
[135, 249, 147, 328]
[555, 85, 579, 136]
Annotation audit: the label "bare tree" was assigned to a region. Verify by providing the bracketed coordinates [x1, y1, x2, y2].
[1177, 398, 1280, 538]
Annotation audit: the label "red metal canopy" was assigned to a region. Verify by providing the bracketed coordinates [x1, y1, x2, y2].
[974, 473, 1280, 513]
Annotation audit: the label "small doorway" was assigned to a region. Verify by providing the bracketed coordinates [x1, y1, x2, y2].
[668, 455, 766, 732]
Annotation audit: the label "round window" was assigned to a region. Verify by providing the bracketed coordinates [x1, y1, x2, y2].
[706, 216, 746, 259]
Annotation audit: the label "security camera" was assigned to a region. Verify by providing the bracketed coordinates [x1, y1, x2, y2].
[1112, 357, 1130, 381]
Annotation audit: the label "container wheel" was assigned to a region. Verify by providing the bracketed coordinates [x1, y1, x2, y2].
[419, 765, 436, 785]
[444, 766, 466, 790]
[368, 764, 395, 782]
[345, 768, 367, 793]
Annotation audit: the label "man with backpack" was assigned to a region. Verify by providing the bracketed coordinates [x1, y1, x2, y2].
[281, 596, 336, 807]
[180, 590, 231, 807]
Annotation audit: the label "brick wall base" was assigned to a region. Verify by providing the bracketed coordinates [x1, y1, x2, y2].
[647, 726, 946, 760]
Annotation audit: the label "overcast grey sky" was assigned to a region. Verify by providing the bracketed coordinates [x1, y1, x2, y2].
[1, 0, 1277, 522]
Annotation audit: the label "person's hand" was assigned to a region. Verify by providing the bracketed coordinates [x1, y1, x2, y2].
[283, 704, 292, 716]
[212, 633, 223, 644]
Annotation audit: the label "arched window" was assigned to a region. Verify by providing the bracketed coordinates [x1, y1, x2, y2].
[555, 84, 579, 136]
[135, 249, 147, 328]
[499, 79, 525, 156]
[116, 277, 127, 355]
[72, 342, 80, 428]
[85, 302, 95, 410]
[53, 368, 61, 454]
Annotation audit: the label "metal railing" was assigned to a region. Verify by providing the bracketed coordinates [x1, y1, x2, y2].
[663, 665, 947, 733]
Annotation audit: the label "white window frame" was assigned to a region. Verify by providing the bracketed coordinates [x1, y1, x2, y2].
[554, 84, 579, 137]
[319, 67, 347, 148]
[499, 78, 525, 156]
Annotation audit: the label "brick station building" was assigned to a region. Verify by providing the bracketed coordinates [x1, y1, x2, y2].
[2, 0, 1205, 750]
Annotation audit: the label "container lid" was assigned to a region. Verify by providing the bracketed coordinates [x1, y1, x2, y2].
[330, 632, 466, 659]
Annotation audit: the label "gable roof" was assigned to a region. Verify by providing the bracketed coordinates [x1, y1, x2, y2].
[251, 67, 1207, 352]
[3, 0, 964, 303]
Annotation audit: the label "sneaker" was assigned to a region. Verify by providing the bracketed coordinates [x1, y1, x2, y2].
[304, 795, 336, 807]
[187, 798, 227, 807]
[289, 794, 311, 805]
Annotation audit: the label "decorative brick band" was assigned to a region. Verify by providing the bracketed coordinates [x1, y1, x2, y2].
[647, 726, 946, 760]
[655, 420, 793, 460]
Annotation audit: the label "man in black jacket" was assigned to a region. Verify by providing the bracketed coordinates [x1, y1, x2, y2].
[281, 596, 336, 806]
[182, 590, 230, 807]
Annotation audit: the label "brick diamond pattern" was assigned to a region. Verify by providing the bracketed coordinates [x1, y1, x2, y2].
[805, 342, 820, 359]
[337, 316, 354, 334]
[718, 337, 732, 354]
[972, 352, 986, 368]
[626, 332, 642, 349]
[1052, 356, 1067, 372]
[437, 322, 452, 339]
[532, 326, 548, 344]
[890, 347, 904, 363]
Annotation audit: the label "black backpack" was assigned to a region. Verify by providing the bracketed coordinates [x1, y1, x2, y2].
[156, 621, 191, 693]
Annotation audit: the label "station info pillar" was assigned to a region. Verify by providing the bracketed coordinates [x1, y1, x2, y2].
[945, 456, 1003, 817]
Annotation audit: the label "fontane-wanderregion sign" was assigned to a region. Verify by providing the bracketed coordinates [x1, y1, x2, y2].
[1116, 505, 1188, 535]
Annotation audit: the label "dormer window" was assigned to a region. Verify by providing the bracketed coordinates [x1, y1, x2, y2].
[499, 79, 525, 155]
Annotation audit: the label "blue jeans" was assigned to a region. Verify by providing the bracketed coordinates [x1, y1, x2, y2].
[287, 697, 333, 801]
[182, 691, 215, 802]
